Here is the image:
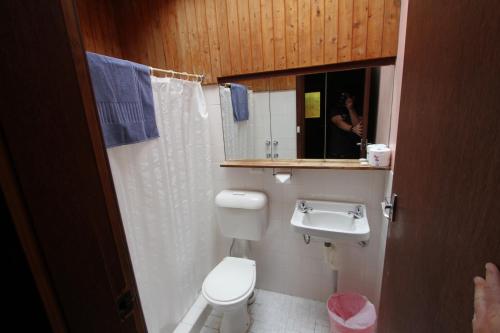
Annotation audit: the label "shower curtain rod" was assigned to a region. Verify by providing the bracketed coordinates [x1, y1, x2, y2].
[149, 66, 205, 83]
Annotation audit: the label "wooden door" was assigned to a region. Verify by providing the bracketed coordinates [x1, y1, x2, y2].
[379, 1, 500, 332]
[0, 0, 146, 332]
[361, 68, 371, 158]
[296, 75, 305, 158]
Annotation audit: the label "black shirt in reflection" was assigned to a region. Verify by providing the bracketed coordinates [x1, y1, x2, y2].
[326, 106, 361, 159]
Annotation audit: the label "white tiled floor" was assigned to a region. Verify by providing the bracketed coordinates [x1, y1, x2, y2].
[198, 289, 330, 333]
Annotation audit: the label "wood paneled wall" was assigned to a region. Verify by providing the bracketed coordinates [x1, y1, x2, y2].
[76, 0, 122, 58]
[77, 0, 400, 85]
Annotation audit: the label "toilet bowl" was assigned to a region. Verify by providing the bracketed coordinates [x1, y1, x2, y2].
[202, 257, 256, 333]
[205, 190, 267, 332]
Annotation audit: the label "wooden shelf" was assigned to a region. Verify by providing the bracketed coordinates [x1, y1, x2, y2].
[220, 159, 390, 170]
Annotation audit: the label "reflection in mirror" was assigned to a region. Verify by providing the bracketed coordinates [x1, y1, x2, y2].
[298, 65, 395, 159]
[269, 76, 297, 159]
[219, 79, 271, 160]
[219, 65, 395, 161]
[300, 73, 326, 158]
[324, 69, 367, 159]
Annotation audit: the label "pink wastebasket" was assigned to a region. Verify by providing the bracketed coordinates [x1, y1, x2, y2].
[327, 292, 377, 333]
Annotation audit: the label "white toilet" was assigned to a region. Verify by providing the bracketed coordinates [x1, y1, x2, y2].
[202, 190, 268, 333]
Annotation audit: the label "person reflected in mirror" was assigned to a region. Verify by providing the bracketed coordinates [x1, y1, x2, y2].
[473, 262, 500, 333]
[326, 92, 363, 159]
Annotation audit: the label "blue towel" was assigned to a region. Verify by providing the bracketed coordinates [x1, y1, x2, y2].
[86, 52, 159, 148]
[230, 83, 249, 121]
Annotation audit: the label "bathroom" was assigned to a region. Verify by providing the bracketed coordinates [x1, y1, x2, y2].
[2, 1, 499, 333]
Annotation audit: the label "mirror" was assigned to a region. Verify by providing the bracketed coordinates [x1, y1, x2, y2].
[219, 65, 395, 161]
[219, 79, 271, 160]
[269, 75, 297, 159]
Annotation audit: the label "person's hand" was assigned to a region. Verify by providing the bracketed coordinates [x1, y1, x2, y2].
[351, 123, 363, 136]
[473, 263, 500, 333]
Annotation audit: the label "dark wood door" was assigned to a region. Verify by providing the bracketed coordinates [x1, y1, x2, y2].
[379, 1, 500, 332]
[0, 0, 146, 332]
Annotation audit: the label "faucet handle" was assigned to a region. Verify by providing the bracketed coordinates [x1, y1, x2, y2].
[298, 201, 313, 213]
[348, 205, 364, 218]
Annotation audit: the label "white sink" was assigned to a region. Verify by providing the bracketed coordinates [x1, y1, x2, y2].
[290, 200, 370, 242]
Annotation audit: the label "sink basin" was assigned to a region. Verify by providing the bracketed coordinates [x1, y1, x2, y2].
[290, 200, 370, 241]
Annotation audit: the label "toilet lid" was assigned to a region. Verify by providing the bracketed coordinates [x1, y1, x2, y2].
[203, 257, 256, 303]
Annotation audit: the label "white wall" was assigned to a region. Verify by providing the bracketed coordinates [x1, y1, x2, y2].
[205, 85, 388, 308]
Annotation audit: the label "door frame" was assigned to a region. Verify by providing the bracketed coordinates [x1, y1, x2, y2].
[296, 75, 305, 158]
[0, 0, 147, 331]
[378, 0, 500, 331]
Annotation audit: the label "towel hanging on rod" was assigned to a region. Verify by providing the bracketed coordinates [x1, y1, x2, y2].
[150, 67, 204, 83]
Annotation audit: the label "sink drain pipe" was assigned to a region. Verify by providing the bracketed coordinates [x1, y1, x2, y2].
[324, 242, 338, 293]
[302, 234, 311, 244]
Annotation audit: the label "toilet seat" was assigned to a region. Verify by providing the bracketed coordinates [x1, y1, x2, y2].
[202, 257, 256, 305]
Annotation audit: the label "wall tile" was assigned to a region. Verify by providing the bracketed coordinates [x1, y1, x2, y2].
[204, 86, 389, 306]
[203, 85, 220, 105]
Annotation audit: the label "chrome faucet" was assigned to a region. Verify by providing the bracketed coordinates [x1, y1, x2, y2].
[298, 200, 313, 213]
[348, 205, 363, 219]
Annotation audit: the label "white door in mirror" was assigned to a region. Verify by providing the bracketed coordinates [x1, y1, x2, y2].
[290, 200, 370, 242]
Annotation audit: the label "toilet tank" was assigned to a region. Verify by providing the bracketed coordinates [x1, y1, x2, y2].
[215, 190, 268, 241]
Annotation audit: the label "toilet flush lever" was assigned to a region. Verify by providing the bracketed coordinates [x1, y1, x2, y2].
[381, 193, 398, 222]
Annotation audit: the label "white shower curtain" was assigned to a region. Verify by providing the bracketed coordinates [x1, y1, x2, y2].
[107, 77, 217, 333]
[220, 87, 256, 159]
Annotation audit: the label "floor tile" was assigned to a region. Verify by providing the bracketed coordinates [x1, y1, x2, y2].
[197, 289, 329, 333]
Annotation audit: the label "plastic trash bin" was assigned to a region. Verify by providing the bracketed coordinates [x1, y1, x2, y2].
[327, 292, 376, 333]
